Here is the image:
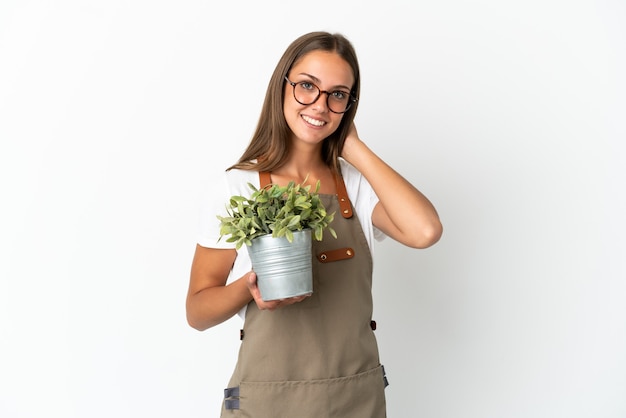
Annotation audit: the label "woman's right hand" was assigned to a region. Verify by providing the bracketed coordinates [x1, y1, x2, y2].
[246, 271, 311, 311]
[186, 245, 311, 331]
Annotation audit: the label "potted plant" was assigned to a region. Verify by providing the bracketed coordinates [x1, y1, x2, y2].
[217, 178, 336, 301]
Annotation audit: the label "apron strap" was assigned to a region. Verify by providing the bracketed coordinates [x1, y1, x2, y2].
[317, 247, 355, 263]
[258, 170, 353, 219]
[334, 171, 353, 219]
[259, 171, 272, 188]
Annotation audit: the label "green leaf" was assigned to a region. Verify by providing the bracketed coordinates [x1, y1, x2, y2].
[287, 215, 301, 228]
[314, 226, 323, 241]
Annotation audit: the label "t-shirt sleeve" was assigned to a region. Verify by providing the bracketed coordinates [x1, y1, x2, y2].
[339, 159, 387, 247]
[196, 171, 235, 249]
[196, 169, 259, 249]
[360, 171, 385, 242]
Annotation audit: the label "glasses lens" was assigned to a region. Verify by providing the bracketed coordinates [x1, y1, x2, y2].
[327, 91, 351, 114]
[294, 82, 319, 105]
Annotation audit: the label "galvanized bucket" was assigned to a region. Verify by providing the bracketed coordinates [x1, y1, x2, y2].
[248, 229, 313, 301]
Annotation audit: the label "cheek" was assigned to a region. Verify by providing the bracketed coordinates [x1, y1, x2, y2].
[283, 91, 302, 118]
[330, 113, 345, 127]
[283, 84, 297, 108]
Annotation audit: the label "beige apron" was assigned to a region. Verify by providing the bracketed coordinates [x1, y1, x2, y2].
[221, 171, 388, 418]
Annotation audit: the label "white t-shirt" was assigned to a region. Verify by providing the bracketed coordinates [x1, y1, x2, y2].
[196, 158, 385, 317]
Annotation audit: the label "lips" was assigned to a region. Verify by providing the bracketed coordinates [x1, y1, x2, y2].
[301, 115, 326, 127]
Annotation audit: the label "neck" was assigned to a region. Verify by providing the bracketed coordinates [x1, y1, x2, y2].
[279, 142, 327, 178]
[269, 151, 336, 193]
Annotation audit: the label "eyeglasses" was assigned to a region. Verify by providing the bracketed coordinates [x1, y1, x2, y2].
[284, 76, 357, 114]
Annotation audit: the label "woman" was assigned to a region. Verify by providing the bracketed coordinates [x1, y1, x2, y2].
[187, 31, 442, 417]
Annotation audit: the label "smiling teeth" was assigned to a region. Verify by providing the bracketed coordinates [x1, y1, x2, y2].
[302, 115, 326, 127]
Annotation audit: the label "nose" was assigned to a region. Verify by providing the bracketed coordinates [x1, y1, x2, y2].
[311, 91, 330, 112]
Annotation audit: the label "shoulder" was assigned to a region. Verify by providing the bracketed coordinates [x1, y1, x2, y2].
[224, 167, 259, 184]
[338, 158, 363, 191]
[223, 168, 260, 196]
[338, 159, 385, 245]
[338, 158, 360, 180]
[338, 157, 379, 210]
[338, 158, 370, 195]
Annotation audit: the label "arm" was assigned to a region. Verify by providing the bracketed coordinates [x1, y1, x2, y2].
[186, 245, 252, 330]
[340, 124, 443, 249]
[186, 244, 311, 331]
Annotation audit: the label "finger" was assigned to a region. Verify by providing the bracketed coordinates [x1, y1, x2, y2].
[247, 272, 261, 297]
[262, 300, 280, 311]
[279, 294, 310, 306]
[246, 271, 257, 287]
[246, 272, 270, 310]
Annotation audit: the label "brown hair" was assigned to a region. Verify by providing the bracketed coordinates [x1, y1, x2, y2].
[228, 31, 360, 173]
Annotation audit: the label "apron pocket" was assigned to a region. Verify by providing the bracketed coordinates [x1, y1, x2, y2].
[228, 365, 387, 418]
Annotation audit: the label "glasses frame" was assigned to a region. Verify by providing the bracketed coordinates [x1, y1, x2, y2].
[284, 76, 357, 114]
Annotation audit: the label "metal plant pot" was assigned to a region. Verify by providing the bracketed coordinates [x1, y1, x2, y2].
[248, 229, 313, 301]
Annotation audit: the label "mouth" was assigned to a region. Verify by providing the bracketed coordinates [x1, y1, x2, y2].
[301, 115, 326, 127]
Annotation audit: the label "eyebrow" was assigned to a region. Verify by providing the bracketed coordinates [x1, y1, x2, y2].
[296, 72, 352, 92]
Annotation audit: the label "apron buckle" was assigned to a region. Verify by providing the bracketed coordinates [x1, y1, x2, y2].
[224, 386, 240, 410]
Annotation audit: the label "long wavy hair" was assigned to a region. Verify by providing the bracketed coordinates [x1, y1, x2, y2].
[228, 31, 360, 174]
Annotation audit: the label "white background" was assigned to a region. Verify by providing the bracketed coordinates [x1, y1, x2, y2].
[1, 1, 625, 417]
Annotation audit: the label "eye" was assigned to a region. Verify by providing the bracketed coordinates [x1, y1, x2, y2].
[330, 90, 349, 101]
[298, 82, 315, 91]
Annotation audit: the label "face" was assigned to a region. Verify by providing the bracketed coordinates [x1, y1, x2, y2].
[283, 50, 354, 147]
